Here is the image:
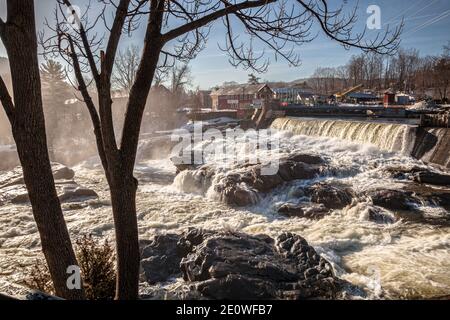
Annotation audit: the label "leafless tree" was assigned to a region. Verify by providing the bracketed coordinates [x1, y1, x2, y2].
[170, 63, 192, 94]
[433, 54, 450, 102]
[0, 0, 84, 299]
[112, 44, 141, 93]
[40, 0, 402, 299]
[153, 65, 170, 86]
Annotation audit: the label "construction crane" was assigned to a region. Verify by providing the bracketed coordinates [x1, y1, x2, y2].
[334, 84, 364, 101]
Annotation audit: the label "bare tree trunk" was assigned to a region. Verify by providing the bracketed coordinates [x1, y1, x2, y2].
[107, 43, 161, 300]
[109, 169, 140, 300]
[0, 0, 83, 299]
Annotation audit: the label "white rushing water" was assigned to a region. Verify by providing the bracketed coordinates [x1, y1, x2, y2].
[271, 117, 418, 154]
[0, 124, 449, 299]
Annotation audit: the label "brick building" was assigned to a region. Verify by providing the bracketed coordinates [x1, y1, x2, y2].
[210, 83, 274, 110]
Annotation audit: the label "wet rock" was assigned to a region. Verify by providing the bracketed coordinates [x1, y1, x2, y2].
[0, 163, 75, 188]
[10, 191, 30, 204]
[0, 163, 97, 204]
[140, 229, 348, 299]
[241, 166, 284, 192]
[0, 290, 62, 301]
[211, 154, 326, 207]
[366, 189, 421, 211]
[403, 184, 450, 211]
[308, 182, 354, 209]
[278, 203, 305, 217]
[285, 153, 325, 165]
[384, 166, 425, 180]
[386, 166, 450, 187]
[432, 192, 450, 210]
[411, 171, 450, 186]
[278, 161, 322, 181]
[58, 186, 98, 202]
[215, 182, 260, 207]
[52, 163, 75, 180]
[214, 174, 259, 207]
[366, 207, 396, 224]
[141, 234, 183, 284]
[278, 203, 330, 219]
[24, 290, 63, 300]
[180, 231, 343, 300]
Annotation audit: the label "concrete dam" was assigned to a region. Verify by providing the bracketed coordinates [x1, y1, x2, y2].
[271, 117, 450, 169]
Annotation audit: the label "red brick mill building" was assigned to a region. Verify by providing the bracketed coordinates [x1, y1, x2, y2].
[210, 83, 274, 111]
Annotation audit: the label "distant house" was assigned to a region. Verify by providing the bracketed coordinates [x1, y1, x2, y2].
[346, 92, 380, 104]
[273, 85, 314, 104]
[210, 83, 274, 110]
[395, 93, 415, 105]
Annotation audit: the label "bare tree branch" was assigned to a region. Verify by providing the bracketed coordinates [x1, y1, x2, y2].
[60, 0, 101, 82]
[66, 34, 109, 172]
[102, 0, 132, 80]
[296, 0, 403, 54]
[161, 0, 276, 43]
[120, 0, 165, 167]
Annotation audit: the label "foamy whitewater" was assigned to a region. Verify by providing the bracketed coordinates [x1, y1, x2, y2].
[0, 126, 449, 299]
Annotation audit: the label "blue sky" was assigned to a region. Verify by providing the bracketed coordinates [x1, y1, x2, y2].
[1, 0, 449, 89]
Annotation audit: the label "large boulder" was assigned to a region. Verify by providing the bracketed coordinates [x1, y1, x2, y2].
[277, 203, 330, 219]
[283, 153, 325, 165]
[411, 171, 450, 187]
[0, 163, 97, 204]
[384, 165, 425, 180]
[365, 206, 396, 224]
[140, 229, 349, 300]
[180, 231, 343, 299]
[308, 182, 354, 210]
[402, 184, 450, 211]
[51, 163, 75, 180]
[141, 234, 184, 284]
[140, 229, 208, 284]
[210, 153, 327, 207]
[385, 165, 450, 187]
[0, 162, 75, 188]
[366, 189, 421, 211]
[174, 153, 327, 207]
[58, 185, 98, 202]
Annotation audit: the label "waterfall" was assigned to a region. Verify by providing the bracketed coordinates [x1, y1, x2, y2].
[271, 117, 416, 153]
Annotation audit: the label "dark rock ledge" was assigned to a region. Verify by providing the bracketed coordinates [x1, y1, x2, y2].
[140, 228, 357, 300]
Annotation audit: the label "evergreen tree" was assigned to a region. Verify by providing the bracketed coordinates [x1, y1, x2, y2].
[40, 60, 70, 160]
[248, 73, 261, 85]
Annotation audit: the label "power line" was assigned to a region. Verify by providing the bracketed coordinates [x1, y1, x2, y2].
[403, 9, 450, 36]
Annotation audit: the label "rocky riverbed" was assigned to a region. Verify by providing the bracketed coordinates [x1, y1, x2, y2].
[0, 129, 449, 299]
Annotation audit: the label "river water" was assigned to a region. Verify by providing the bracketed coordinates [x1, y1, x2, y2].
[0, 124, 449, 299]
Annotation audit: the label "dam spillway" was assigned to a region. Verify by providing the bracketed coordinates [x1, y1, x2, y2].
[271, 117, 450, 169]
